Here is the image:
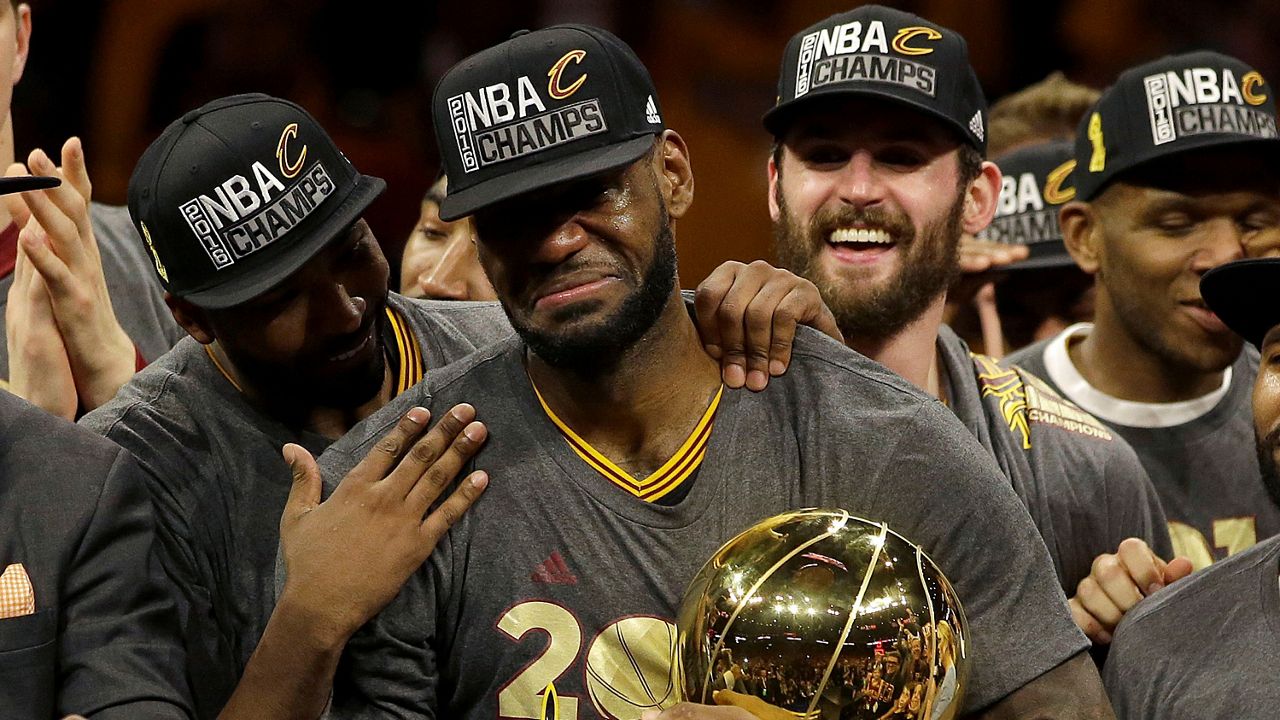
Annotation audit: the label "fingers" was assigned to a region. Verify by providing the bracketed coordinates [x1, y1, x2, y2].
[1117, 538, 1165, 596]
[386, 404, 477, 496]
[2, 163, 32, 229]
[18, 224, 75, 293]
[25, 147, 93, 256]
[693, 262, 743, 364]
[702, 261, 776, 390]
[352, 407, 432, 482]
[1163, 556, 1195, 584]
[419, 470, 489, 547]
[739, 275, 793, 391]
[1068, 596, 1112, 645]
[59, 137, 93, 202]
[281, 443, 321, 527]
[957, 238, 1029, 274]
[403, 418, 488, 512]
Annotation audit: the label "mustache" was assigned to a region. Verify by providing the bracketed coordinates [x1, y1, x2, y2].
[808, 205, 915, 243]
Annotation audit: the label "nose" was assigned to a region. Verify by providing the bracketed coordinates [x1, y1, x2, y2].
[417, 234, 473, 301]
[1192, 218, 1246, 275]
[834, 151, 885, 209]
[529, 217, 590, 266]
[326, 283, 366, 334]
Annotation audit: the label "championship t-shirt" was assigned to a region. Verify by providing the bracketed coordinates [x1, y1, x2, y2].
[1009, 323, 1280, 568]
[312, 328, 1088, 718]
[938, 326, 1171, 593]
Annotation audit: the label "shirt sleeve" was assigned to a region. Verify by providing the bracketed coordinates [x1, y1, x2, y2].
[57, 448, 193, 719]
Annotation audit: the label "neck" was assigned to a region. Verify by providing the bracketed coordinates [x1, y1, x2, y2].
[527, 293, 721, 474]
[1071, 293, 1227, 403]
[847, 294, 947, 399]
[209, 341, 394, 440]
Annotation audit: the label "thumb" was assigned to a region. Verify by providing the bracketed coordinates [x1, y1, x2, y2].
[1163, 556, 1195, 584]
[281, 443, 321, 527]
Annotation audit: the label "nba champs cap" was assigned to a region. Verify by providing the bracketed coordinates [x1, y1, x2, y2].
[980, 139, 1078, 270]
[127, 93, 386, 309]
[764, 5, 988, 153]
[1074, 51, 1279, 200]
[432, 25, 665, 221]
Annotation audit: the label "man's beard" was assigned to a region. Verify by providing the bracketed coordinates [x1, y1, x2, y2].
[772, 189, 965, 344]
[506, 213, 678, 373]
[1256, 427, 1280, 509]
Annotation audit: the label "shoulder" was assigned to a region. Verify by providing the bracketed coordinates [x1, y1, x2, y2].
[79, 339, 213, 447]
[1003, 336, 1053, 375]
[392, 294, 512, 350]
[784, 326, 935, 409]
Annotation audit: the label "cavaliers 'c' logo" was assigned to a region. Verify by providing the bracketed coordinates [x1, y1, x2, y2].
[276, 123, 307, 179]
[1043, 159, 1077, 204]
[891, 26, 942, 56]
[1243, 71, 1268, 106]
[547, 50, 588, 100]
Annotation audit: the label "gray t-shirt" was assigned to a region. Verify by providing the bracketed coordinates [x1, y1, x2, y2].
[938, 326, 1172, 593]
[1104, 535, 1280, 718]
[0, 203, 184, 381]
[79, 294, 509, 718]
[313, 328, 1088, 718]
[1009, 330, 1280, 568]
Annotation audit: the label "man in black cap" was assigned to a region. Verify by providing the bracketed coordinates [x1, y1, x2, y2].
[309, 22, 1105, 719]
[762, 5, 1171, 656]
[1007, 52, 1280, 578]
[0, 173, 191, 718]
[80, 90, 835, 717]
[1102, 256, 1280, 718]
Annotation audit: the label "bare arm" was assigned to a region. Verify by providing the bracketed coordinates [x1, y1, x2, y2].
[968, 652, 1115, 720]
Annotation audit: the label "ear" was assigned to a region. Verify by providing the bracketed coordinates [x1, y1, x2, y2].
[11, 4, 30, 86]
[767, 151, 782, 223]
[165, 293, 216, 345]
[1059, 201, 1102, 275]
[654, 130, 694, 219]
[960, 160, 1001, 236]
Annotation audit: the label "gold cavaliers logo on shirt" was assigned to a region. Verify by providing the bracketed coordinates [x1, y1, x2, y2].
[275, 123, 307, 179]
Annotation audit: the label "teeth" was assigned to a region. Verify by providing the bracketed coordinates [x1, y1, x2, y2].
[829, 228, 893, 245]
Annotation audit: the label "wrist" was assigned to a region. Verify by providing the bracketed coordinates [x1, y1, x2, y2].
[276, 584, 360, 651]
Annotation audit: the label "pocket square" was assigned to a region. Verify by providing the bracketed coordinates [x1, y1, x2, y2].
[0, 563, 35, 619]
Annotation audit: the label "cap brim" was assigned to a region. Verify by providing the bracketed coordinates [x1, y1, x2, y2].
[179, 174, 386, 309]
[1201, 258, 1280, 347]
[439, 135, 656, 221]
[1001, 242, 1077, 272]
[0, 175, 61, 195]
[763, 87, 973, 148]
[1085, 135, 1280, 200]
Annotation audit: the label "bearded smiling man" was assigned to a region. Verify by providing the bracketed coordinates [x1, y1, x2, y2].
[765, 5, 1175, 647]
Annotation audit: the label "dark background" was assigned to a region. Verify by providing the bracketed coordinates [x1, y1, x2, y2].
[15, 0, 1280, 282]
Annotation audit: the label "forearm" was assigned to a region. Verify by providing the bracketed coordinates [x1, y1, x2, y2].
[966, 652, 1116, 720]
[219, 592, 350, 720]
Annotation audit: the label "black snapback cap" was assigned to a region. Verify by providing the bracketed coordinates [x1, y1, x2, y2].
[127, 93, 386, 309]
[1074, 51, 1279, 200]
[981, 139, 1078, 271]
[1201, 258, 1280, 348]
[764, 4, 988, 154]
[433, 25, 665, 221]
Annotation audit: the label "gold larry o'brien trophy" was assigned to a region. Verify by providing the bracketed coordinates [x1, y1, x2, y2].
[676, 509, 969, 720]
